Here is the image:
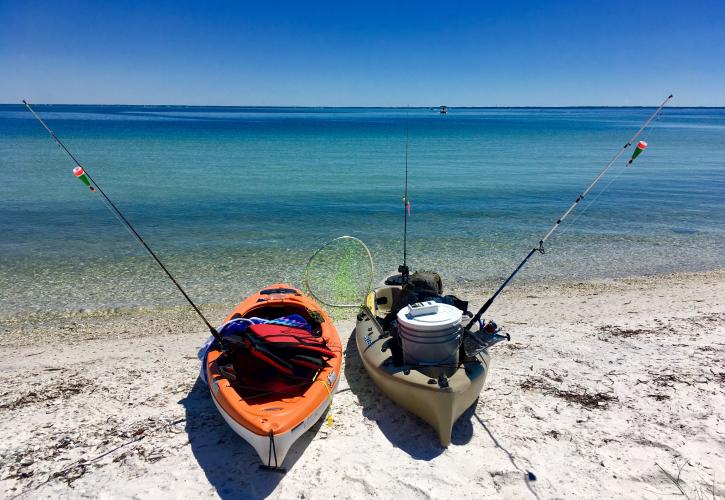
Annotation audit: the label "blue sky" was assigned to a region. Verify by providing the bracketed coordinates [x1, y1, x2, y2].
[1, 0, 723, 106]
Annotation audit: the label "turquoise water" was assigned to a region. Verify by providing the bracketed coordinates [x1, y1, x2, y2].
[1, 105, 723, 315]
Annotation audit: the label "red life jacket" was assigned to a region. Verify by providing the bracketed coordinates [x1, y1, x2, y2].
[242, 324, 335, 375]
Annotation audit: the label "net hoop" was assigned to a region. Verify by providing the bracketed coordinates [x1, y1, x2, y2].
[304, 235, 374, 308]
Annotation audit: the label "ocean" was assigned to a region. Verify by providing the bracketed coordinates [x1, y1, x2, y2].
[1, 105, 723, 315]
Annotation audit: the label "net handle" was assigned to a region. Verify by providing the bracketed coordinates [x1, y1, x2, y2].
[304, 235, 374, 308]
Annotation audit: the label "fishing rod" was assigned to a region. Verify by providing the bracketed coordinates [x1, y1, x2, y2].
[22, 100, 224, 344]
[466, 94, 674, 330]
[399, 113, 411, 283]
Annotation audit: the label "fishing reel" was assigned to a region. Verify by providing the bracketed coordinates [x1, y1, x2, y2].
[398, 264, 410, 283]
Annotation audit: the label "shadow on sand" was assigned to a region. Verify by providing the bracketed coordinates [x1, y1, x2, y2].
[474, 413, 540, 499]
[343, 327, 475, 461]
[180, 377, 325, 500]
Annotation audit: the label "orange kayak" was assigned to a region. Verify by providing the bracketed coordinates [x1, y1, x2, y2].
[205, 284, 342, 468]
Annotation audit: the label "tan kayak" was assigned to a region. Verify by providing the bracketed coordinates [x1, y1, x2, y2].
[355, 277, 495, 447]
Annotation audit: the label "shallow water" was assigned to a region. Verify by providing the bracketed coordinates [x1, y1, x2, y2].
[1, 105, 723, 315]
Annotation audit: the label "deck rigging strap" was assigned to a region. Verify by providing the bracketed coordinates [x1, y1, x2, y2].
[22, 100, 222, 344]
[466, 94, 674, 330]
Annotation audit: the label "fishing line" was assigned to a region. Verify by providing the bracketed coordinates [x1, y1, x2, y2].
[538, 96, 671, 247]
[560, 169, 627, 232]
[562, 108, 667, 233]
[466, 94, 673, 330]
[22, 100, 223, 343]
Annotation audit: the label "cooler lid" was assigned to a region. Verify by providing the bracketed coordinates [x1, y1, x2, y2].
[397, 303, 462, 331]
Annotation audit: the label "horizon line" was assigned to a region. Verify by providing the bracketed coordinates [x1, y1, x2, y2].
[3, 102, 723, 109]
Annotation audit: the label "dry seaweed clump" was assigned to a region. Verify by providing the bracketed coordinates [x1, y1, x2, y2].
[520, 377, 617, 409]
[0, 376, 94, 410]
[598, 324, 673, 337]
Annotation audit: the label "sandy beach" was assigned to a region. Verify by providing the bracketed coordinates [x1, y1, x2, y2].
[3, 0, 725, 498]
[1, 269, 723, 499]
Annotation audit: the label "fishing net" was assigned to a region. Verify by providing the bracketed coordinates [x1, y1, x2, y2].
[304, 236, 374, 308]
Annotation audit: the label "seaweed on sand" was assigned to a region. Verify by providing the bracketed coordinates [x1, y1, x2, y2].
[519, 377, 617, 409]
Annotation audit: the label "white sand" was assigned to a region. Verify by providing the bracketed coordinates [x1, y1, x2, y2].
[1, 270, 723, 499]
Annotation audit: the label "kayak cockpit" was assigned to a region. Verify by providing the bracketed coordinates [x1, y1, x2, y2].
[214, 304, 332, 402]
